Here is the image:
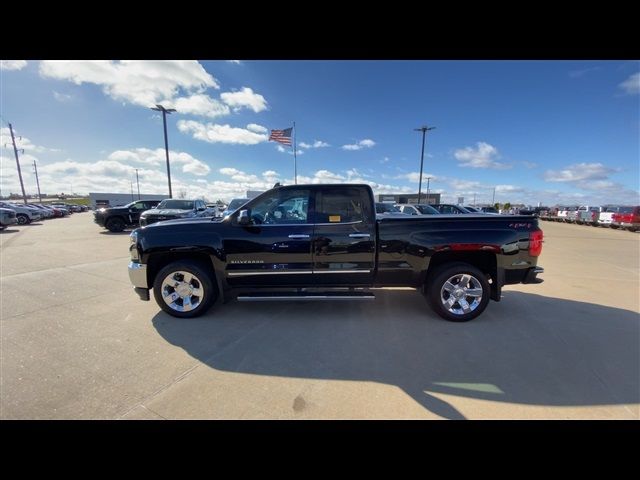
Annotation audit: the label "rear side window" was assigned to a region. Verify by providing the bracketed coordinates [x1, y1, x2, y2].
[316, 188, 369, 224]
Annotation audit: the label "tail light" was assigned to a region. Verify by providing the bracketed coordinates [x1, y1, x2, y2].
[592, 211, 597, 221]
[529, 230, 543, 257]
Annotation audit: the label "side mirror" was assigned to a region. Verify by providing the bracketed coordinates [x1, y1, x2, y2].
[238, 209, 251, 225]
[197, 206, 206, 211]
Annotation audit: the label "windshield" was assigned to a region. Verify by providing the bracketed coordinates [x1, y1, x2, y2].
[227, 199, 249, 211]
[416, 205, 439, 214]
[156, 200, 194, 210]
[376, 203, 400, 213]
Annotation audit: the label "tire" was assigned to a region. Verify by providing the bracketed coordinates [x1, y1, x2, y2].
[153, 260, 217, 318]
[16, 214, 30, 225]
[106, 217, 125, 232]
[426, 262, 491, 322]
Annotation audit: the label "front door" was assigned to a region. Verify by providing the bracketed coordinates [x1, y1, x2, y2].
[224, 188, 314, 287]
[312, 186, 376, 285]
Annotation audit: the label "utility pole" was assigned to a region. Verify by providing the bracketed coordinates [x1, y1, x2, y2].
[150, 104, 176, 198]
[135, 168, 140, 199]
[473, 193, 476, 206]
[8, 123, 28, 204]
[130, 180, 134, 202]
[425, 176, 432, 204]
[492, 187, 496, 205]
[33, 160, 42, 203]
[413, 125, 436, 204]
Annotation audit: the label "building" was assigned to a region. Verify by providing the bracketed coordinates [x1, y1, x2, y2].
[377, 193, 441, 205]
[89, 192, 170, 209]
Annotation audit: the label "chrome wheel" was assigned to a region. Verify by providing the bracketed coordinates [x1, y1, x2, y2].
[440, 273, 484, 316]
[160, 270, 204, 313]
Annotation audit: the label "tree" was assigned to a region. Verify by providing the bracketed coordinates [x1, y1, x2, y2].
[504, 202, 511, 210]
[494, 203, 501, 210]
[177, 189, 188, 199]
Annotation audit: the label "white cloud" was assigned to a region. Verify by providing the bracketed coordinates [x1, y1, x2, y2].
[397, 172, 438, 183]
[53, 91, 72, 102]
[219, 167, 259, 182]
[276, 145, 303, 155]
[247, 123, 268, 133]
[521, 161, 538, 169]
[220, 87, 268, 113]
[543, 162, 615, 183]
[1, 60, 27, 71]
[453, 142, 511, 169]
[0, 127, 60, 153]
[380, 157, 390, 164]
[342, 139, 376, 151]
[39, 60, 220, 110]
[227, 60, 242, 64]
[107, 148, 210, 176]
[177, 120, 268, 145]
[169, 94, 230, 118]
[619, 72, 640, 95]
[299, 140, 330, 149]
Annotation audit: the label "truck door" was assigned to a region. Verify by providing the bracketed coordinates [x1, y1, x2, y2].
[312, 186, 376, 285]
[224, 188, 314, 287]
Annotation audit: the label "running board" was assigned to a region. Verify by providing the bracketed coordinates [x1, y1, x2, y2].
[237, 291, 376, 302]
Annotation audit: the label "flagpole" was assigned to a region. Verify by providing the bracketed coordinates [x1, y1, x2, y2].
[293, 121, 297, 185]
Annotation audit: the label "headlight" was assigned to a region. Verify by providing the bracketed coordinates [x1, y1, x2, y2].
[130, 230, 138, 244]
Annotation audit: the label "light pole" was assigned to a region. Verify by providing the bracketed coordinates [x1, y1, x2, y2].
[150, 104, 176, 198]
[135, 168, 140, 200]
[425, 176, 432, 204]
[414, 125, 435, 204]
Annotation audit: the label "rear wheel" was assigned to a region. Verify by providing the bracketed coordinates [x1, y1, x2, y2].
[426, 262, 491, 322]
[106, 217, 125, 232]
[153, 260, 217, 318]
[16, 214, 30, 225]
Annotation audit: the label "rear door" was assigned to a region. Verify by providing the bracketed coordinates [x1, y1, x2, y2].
[312, 186, 376, 285]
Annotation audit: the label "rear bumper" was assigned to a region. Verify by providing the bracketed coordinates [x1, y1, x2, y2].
[522, 266, 544, 284]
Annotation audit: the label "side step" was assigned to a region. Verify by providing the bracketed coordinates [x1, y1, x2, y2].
[237, 291, 376, 302]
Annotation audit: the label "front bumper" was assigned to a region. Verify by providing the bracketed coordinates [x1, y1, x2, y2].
[1, 216, 17, 226]
[128, 261, 149, 288]
[129, 262, 150, 301]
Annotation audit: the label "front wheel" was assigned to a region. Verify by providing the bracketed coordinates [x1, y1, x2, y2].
[426, 262, 491, 322]
[153, 260, 217, 318]
[106, 217, 125, 232]
[16, 214, 30, 225]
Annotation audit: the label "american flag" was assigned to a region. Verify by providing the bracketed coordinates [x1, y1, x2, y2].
[269, 127, 293, 146]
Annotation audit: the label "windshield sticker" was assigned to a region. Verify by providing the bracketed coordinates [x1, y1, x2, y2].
[329, 215, 341, 222]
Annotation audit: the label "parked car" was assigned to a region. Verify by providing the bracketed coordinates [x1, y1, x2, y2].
[598, 206, 626, 228]
[375, 203, 407, 215]
[222, 198, 250, 218]
[0, 207, 18, 230]
[611, 206, 640, 232]
[431, 204, 472, 214]
[480, 206, 499, 214]
[128, 183, 544, 322]
[0, 201, 42, 225]
[50, 203, 71, 215]
[463, 206, 481, 213]
[394, 204, 440, 215]
[575, 206, 602, 225]
[139, 199, 214, 227]
[94, 199, 163, 232]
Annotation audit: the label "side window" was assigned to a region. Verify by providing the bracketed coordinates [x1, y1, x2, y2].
[133, 201, 146, 210]
[316, 188, 367, 224]
[249, 189, 310, 225]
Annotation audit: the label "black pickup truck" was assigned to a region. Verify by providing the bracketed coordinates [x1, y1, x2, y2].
[128, 184, 544, 322]
[94, 199, 162, 232]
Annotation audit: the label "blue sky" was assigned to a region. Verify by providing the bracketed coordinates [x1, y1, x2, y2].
[1, 60, 638, 205]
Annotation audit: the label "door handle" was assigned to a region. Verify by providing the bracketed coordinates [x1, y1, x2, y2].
[349, 233, 371, 238]
[288, 234, 310, 239]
